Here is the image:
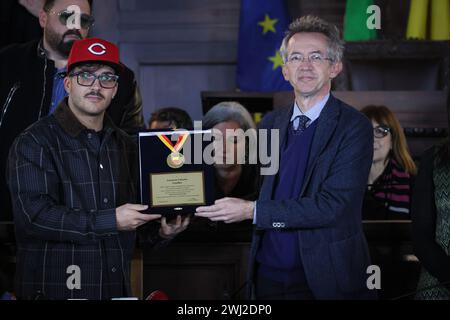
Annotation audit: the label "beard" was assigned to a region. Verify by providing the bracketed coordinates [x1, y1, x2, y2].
[45, 27, 83, 58]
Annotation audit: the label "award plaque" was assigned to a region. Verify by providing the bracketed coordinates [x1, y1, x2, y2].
[139, 130, 215, 217]
[150, 172, 205, 207]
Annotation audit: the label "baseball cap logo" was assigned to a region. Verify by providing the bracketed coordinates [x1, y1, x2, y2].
[88, 43, 107, 55]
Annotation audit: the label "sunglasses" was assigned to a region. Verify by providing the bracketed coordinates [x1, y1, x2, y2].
[373, 125, 391, 138]
[48, 9, 95, 30]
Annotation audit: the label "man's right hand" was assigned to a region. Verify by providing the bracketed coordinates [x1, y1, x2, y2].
[116, 204, 161, 231]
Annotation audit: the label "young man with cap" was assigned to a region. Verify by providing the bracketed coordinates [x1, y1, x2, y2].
[0, 0, 145, 222]
[6, 38, 189, 300]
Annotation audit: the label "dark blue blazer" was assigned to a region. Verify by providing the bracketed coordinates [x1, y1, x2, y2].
[249, 94, 377, 300]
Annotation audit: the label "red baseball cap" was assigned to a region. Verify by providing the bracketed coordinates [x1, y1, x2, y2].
[67, 38, 122, 74]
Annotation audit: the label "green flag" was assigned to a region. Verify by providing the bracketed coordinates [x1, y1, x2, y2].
[344, 0, 377, 41]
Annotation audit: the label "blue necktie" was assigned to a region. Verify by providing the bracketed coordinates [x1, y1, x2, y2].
[292, 115, 310, 134]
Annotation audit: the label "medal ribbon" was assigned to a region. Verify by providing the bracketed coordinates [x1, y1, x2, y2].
[157, 133, 189, 154]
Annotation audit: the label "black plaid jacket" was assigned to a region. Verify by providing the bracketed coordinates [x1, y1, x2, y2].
[7, 98, 157, 300]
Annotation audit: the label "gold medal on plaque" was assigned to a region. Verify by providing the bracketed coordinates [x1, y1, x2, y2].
[167, 152, 185, 169]
[158, 132, 189, 169]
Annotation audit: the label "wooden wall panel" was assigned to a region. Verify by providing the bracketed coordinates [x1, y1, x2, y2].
[94, 0, 240, 124]
[140, 64, 236, 121]
[143, 243, 250, 300]
[274, 90, 448, 157]
[92, 0, 351, 124]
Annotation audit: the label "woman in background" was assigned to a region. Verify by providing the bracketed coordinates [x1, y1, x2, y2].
[361, 105, 417, 220]
[203, 101, 258, 202]
[180, 101, 258, 240]
[361, 105, 418, 300]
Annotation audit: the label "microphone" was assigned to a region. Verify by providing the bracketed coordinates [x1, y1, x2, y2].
[146, 290, 169, 300]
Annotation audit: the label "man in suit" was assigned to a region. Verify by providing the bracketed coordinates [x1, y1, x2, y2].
[196, 15, 376, 300]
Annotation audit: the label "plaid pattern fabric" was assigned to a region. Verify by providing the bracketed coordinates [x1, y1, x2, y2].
[7, 98, 144, 300]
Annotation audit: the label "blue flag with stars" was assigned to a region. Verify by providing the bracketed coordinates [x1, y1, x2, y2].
[237, 0, 292, 92]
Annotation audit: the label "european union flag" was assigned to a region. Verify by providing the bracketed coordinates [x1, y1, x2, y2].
[237, 0, 292, 92]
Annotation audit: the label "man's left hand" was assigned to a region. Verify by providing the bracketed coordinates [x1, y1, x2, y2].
[159, 215, 190, 239]
[196, 198, 255, 224]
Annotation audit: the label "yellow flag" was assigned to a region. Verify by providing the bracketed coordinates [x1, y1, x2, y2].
[431, 0, 450, 40]
[407, 0, 430, 39]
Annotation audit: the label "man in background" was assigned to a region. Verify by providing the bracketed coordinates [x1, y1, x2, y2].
[149, 107, 193, 130]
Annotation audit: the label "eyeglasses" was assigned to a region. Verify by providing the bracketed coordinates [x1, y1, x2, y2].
[374, 125, 391, 138]
[286, 53, 333, 65]
[70, 72, 119, 89]
[47, 9, 95, 30]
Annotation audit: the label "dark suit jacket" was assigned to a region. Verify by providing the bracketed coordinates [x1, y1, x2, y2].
[249, 94, 376, 300]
